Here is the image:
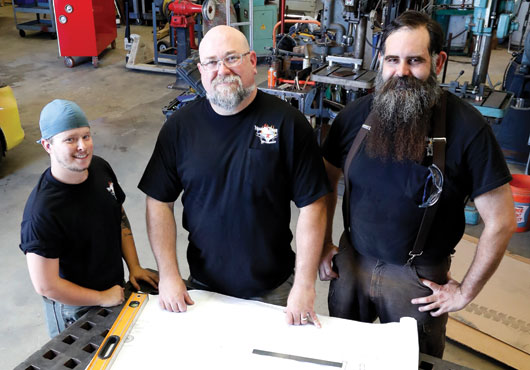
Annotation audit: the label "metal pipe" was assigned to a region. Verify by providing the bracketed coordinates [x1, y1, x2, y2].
[278, 78, 316, 85]
[125, 1, 131, 43]
[471, 34, 482, 67]
[329, 23, 345, 45]
[322, 0, 332, 34]
[472, 35, 492, 86]
[250, 0, 253, 51]
[343, 22, 354, 46]
[280, 0, 286, 34]
[353, 16, 367, 60]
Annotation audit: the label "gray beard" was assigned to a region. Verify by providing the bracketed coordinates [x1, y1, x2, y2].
[206, 75, 255, 111]
[366, 67, 442, 162]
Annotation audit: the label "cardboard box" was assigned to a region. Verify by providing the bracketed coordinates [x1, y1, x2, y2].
[447, 235, 530, 370]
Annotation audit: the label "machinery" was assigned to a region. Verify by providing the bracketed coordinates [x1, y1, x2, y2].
[262, 0, 435, 114]
[158, 0, 215, 63]
[492, 27, 530, 173]
[124, 0, 227, 74]
[153, 0, 526, 152]
[466, 0, 519, 86]
[437, 0, 524, 119]
[308, 0, 379, 104]
[261, 0, 384, 127]
[253, 0, 530, 146]
[239, 0, 278, 56]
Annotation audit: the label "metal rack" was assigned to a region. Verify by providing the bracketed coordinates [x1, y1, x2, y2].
[226, 0, 253, 50]
[12, 0, 56, 38]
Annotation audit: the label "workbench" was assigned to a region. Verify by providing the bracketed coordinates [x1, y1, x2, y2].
[15, 286, 473, 370]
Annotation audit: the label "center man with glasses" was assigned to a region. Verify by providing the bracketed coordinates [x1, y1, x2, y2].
[138, 25, 331, 326]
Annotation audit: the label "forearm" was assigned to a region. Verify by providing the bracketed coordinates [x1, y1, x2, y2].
[461, 183, 516, 301]
[120, 207, 141, 271]
[26, 253, 122, 307]
[37, 278, 114, 306]
[294, 196, 327, 287]
[146, 196, 181, 280]
[460, 224, 513, 301]
[411, 185, 515, 316]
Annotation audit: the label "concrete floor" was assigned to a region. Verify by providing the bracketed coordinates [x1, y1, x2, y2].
[1, 5, 528, 369]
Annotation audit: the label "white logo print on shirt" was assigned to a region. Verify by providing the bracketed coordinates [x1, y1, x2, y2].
[254, 124, 278, 144]
[107, 181, 117, 200]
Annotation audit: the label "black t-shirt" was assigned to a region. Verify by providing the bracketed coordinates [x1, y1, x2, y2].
[20, 156, 126, 291]
[139, 91, 331, 297]
[322, 93, 511, 265]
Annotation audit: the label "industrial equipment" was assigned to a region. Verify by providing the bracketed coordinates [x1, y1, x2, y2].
[492, 28, 530, 172]
[259, 0, 524, 126]
[159, 0, 212, 63]
[261, 0, 381, 124]
[124, 0, 221, 73]
[433, 1, 473, 54]
[52, 0, 117, 67]
[465, 0, 519, 86]
[239, 0, 278, 56]
[435, 0, 523, 119]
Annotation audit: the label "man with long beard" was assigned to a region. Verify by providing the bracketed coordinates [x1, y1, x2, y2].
[139, 26, 330, 326]
[319, 11, 516, 356]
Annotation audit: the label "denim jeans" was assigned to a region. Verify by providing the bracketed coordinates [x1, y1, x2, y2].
[328, 232, 450, 358]
[42, 296, 91, 338]
[187, 274, 294, 307]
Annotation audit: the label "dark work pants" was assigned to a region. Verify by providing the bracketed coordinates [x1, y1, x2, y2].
[328, 233, 450, 358]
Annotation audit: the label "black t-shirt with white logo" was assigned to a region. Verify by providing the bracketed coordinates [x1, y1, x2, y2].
[322, 93, 511, 265]
[139, 91, 331, 297]
[20, 156, 125, 290]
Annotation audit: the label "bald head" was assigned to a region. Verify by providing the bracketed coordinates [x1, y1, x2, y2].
[199, 25, 250, 59]
[197, 25, 257, 115]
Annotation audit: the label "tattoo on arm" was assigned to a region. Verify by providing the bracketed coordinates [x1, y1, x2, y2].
[121, 209, 133, 236]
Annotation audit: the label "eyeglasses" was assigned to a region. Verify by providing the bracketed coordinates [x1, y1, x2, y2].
[419, 164, 443, 208]
[200, 52, 250, 71]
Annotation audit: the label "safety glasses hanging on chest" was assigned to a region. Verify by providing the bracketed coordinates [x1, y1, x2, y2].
[419, 163, 444, 208]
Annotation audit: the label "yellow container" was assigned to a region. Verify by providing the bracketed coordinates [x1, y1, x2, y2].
[0, 85, 25, 152]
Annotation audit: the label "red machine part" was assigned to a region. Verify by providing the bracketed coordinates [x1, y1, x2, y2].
[168, 0, 202, 16]
[53, 0, 116, 67]
[168, 0, 202, 49]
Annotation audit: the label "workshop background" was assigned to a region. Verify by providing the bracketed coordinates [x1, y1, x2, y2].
[1, 0, 530, 369]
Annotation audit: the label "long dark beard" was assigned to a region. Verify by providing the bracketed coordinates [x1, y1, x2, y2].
[366, 69, 442, 162]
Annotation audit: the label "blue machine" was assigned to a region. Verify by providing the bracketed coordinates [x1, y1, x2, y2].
[492, 28, 530, 173]
[440, 0, 525, 119]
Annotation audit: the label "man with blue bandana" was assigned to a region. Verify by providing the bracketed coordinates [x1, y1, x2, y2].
[20, 99, 158, 337]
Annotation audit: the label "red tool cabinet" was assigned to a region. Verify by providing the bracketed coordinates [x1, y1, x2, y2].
[53, 0, 117, 67]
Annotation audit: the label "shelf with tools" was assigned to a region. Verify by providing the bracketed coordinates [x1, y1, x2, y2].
[12, 0, 56, 38]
